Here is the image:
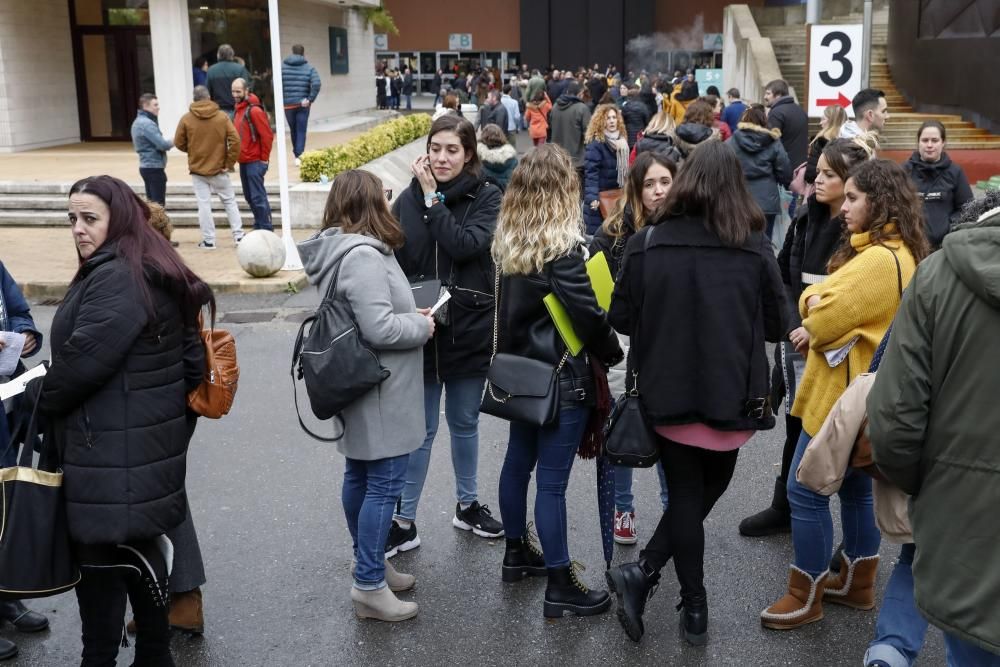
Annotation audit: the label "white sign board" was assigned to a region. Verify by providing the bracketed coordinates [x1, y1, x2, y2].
[373, 34, 388, 51]
[449, 33, 473, 51]
[807, 24, 864, 118]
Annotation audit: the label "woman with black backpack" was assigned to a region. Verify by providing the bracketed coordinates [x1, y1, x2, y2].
[389, 115, 505, 558]
[298, 170, 435, 623]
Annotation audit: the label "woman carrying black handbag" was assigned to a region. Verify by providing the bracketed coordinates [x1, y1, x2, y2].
[490, 144, 623, 618]
[604, 141, 787, 646]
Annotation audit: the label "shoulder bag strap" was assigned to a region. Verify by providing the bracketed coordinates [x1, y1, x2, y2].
[625, 226, 656, 395]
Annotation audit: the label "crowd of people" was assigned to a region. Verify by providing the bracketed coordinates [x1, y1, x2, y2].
[1, 55, 997, 665]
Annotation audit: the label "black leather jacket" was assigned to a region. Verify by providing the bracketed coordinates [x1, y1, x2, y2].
[496, 248, 623, 409]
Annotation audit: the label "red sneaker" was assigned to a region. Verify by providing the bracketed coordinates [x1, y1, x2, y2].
[614, 510, 638, 545]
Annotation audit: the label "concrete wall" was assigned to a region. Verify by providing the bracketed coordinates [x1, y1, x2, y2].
[722, 5, 786, 106]
[0, 1, 80, 152]
[279, 1, 375, 120]
[382, 0, 520, 52]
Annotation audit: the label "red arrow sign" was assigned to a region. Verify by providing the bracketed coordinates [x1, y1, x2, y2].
[817, 92, 851, 108]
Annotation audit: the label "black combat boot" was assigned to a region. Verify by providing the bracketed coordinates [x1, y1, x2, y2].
[677, 593, 708, 646]
[605, 558, 660, 642]
[738, 476, 791, 537]
[501, 533, 546, 583]
[543, 565, 611, 618]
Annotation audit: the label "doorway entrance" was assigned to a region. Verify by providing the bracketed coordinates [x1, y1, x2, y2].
[69, 0, 154, 141]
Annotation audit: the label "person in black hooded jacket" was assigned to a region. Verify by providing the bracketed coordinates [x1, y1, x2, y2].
[903, 121, 974, 248]
[726, 104, 792, 242]
[738, 138, 873, 539]
[388, 114, 505, 556]
[26, 175, 212, 666]
[621, 85, 652, 149]
[673, 100, 721, 159]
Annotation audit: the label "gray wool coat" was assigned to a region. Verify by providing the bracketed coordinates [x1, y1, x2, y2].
[298, 229, 430, 461]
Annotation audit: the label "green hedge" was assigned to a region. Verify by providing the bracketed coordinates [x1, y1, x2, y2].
[299, 114, 433, 182]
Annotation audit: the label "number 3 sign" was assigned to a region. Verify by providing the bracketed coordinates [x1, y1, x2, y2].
[807, 24, 864, 117]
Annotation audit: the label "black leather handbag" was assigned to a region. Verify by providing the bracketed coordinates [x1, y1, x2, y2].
[603, 368, 660, 467]
[602, 225, 660, 467]
[292, 246, 391, 442]
[480, 268, 568, 426]
[0, 388, 81, 599]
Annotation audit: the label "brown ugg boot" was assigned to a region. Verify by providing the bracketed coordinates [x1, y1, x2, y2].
[823, 553, 879, 610]
[760, 566, 829, 630]
[168, 588, 204, 634]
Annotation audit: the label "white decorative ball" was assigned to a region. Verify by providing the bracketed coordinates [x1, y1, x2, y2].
[237, 230, 286, 278]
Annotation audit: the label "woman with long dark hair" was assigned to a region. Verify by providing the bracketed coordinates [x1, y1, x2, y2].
[606, 142, 786, 645]
[761, 159, 930, 631]
[389, 115, 505, 557]
[27, 175, 213, 665]
[492, 144, 622, 617]
[298, 170, 434, 622]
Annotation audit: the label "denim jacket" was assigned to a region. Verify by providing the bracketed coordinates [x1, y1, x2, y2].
[131, 111, 173, 168]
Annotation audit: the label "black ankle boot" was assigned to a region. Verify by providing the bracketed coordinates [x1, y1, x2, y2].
[830, 541, 845, 573]
[502, 535, 546, 583]
[677, 594, 708, 646]
[605, 558, 660, 642]
[738, 476, 791, 537]
[543, 565, 611, 618]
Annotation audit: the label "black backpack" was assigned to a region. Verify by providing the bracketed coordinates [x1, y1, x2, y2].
[291, 246, 391, 441]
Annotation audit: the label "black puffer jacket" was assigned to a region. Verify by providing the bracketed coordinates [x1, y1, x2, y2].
[633, 132, 683, 163]
[777, 195, 845, 329]
[674, 123, 721, 158]
[621, 100, 651, 148]
[726, 123, 792, 215]
[394, 172, 502, 382]
[497, 248, 622, 409]
[37, 247, 203, 545]
[903, 151, 974, 248]
[766, 96, 809, 167]
[609, 217, 786, 430]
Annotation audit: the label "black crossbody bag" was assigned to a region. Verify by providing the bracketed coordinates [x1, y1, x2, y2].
[603, 226, 659, 467]
[479, 266, 568, 426]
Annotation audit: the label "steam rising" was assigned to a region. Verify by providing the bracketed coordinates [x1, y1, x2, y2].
[626, 14, 706, 74]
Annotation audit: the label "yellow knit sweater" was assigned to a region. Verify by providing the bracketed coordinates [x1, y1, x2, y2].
[791, 228, 917, 435]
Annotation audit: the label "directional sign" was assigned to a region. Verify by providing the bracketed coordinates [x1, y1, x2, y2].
[448, 33, 473, 51]
[695, 68, 723, 95]
[807, 24, 864, 117]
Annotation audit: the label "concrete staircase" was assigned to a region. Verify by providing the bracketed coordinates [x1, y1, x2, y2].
[0, 182, 282, 228]
[759, 7, 1000, 150]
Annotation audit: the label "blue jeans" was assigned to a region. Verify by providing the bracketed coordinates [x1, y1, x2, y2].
[395, 377, 485, 521]
[284, 106, 310, 158]
[343, 454, 408, 590]
[945, 634, 1000, 666]
[238, 161, 272, 231]
[614, 463, 669, 513]
[404, 94, 412, 110]
[499, 406, 590, 568]
[787, 430, 881, 577]
[865, 543, 928, 667]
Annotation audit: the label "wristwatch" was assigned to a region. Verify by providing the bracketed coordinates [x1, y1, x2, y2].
[424, 193, 438, 209]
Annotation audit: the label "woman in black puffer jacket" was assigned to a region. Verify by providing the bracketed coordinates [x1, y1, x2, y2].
[903, 120, 974, 248]
[27, 175, 212, 666]
[726, 104, 792, 241]
[390, 114, 505, 553]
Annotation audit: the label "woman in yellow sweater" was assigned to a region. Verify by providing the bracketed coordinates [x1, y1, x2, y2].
[761, 159, 930, 630]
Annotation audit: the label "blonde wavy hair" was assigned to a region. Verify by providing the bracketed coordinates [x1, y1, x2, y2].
[492, 144, 585, 275]
[585, 104, 624, 143]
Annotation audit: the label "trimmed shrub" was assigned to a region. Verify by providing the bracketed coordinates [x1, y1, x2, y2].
[299, 114, 433, 182]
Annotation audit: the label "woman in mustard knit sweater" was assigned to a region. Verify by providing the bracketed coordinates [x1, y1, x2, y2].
[761, 159, 930, 630]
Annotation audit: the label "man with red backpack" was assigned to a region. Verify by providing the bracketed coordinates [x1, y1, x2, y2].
[232, 78, 274, 231]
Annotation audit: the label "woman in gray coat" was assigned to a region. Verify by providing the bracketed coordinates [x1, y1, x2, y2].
[726, 104, 792, 244]
[298, 170, 434, 623]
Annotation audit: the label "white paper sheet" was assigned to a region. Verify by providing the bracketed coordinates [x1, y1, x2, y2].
[0, 332, 26, 376]
[429, 290, 452, 316]
[0, 362, 46, 402]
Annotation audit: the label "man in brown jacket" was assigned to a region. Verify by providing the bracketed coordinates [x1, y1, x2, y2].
[174, 85, 244, 249]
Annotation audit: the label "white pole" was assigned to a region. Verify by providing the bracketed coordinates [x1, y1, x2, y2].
[861, 0, 873, 89]
[806, 0, 822, 24]
[268, 0, 303, 271]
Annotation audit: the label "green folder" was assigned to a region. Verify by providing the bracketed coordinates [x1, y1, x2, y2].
[542, 251, 615, 356]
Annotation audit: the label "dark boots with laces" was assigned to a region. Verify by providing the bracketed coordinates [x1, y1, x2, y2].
[543, 564, 612, 618]
[502, 534, 546, 583]
[605, 558, 660, 642]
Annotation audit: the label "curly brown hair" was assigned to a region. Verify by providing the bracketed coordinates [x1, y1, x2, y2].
[683, 100, 715, 128]
[827, 159, 930, 272]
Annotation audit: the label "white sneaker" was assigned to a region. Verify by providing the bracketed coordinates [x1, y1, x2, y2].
[294, 157, 302, 167]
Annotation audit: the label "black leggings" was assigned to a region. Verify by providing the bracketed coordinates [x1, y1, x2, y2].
[780, 413, 803, 482]
[75, 560, 173, 667]
[640, 438, 739, 599]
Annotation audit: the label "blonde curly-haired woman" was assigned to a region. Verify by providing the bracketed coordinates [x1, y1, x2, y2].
[583, 104, 630, 234]
[493, 144, 623, 618]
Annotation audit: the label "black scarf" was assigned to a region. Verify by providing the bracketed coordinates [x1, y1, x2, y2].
[408, 169, 482, 206]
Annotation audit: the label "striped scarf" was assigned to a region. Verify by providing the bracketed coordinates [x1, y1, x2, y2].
[604, 130, 630, 188]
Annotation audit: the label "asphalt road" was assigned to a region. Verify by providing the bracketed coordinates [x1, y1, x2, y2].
[7, 288, 947, 667]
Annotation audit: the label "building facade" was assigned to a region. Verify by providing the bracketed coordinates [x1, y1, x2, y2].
[0, 0, 377, 153]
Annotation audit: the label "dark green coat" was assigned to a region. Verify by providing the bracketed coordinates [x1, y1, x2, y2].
[868, 213, 1000, 655]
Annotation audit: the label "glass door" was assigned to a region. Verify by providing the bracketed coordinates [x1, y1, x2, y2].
[75, 28, 154, 140]
[438, 52, 460, 86]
